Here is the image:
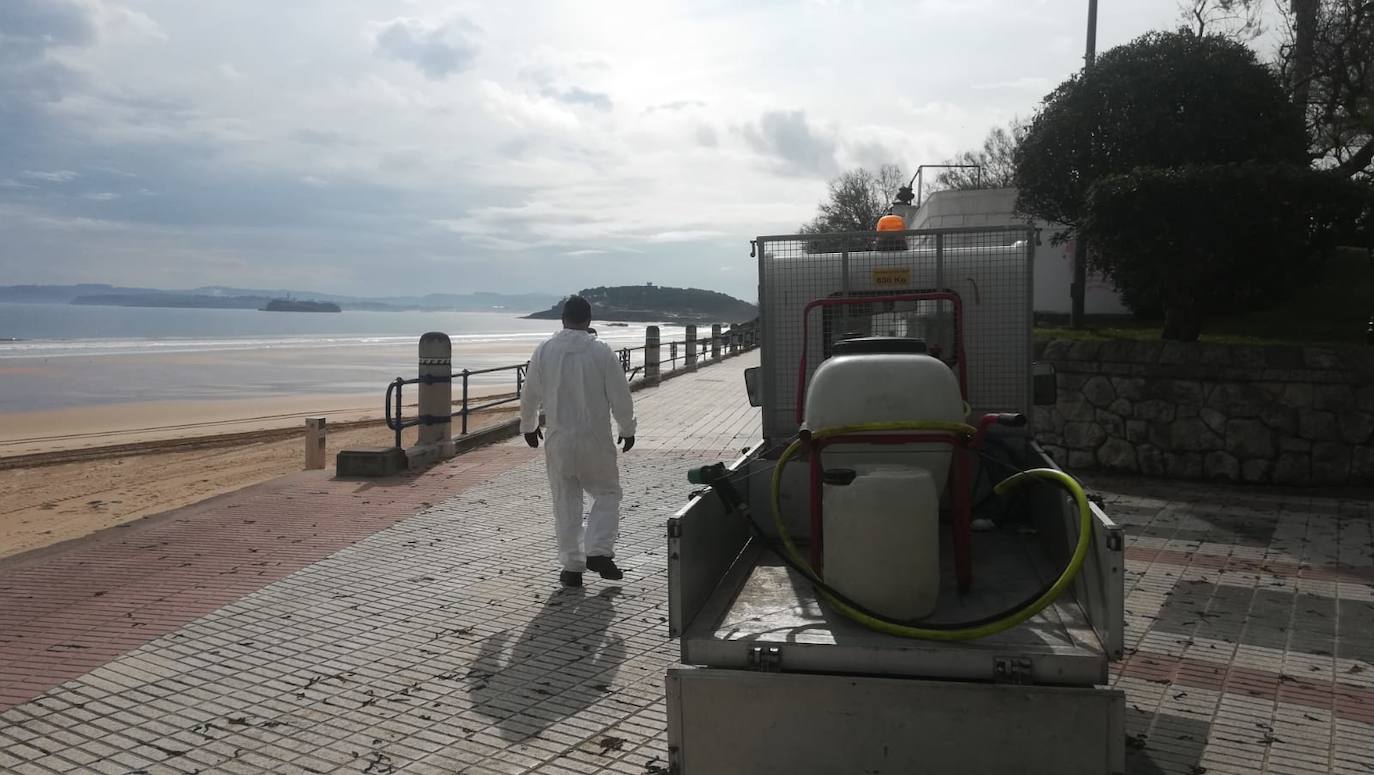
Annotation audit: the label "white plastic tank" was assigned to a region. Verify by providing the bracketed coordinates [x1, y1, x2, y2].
[803, 337, 964, 489]
[823, 465, 940, 620]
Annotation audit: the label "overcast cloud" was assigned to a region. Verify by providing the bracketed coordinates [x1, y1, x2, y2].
[1, 0, 1203, 299]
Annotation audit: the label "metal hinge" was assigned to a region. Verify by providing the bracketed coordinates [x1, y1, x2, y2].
[993, 656, 1033, 684]
[748, 645, 783, 672]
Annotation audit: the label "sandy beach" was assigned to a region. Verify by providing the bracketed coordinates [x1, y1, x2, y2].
[0, 393, 516, 560]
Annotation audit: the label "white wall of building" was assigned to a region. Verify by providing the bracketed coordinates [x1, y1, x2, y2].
[904, 188, 1129, 315]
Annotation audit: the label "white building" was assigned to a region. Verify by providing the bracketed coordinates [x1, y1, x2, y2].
[902, 188, 1128, 315]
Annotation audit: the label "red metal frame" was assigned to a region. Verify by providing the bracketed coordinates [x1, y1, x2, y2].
[806, 431, 974, 593]
[795, 291, 967, 424]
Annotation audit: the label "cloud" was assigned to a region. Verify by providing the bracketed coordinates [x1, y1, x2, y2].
[372, 16, 480, 80]
[291, 128, 351, 147]
[695, 125, 719, 147]
[541, 86, 612, 111]
[0, 0, 97, 51]
[972, 76, 1052, 92]
[22, 170, 80, 183]
[84, 192, 119, 201]
[646, 100, 706, 114]
[740, 110, 837, 175]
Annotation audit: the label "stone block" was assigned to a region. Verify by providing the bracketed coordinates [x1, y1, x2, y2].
[1204, 451, 1240, 481]
[1341, 412, 1374, 446]
[1159, 342, 1199, 365]
[1200, 408, 1227, 436]
[1094, 409, 1124, 439]
[1241, 459, 1273, 484]
[1097, 438, 1138, 472]
[1065, 421, 1108, 450]
[1149, 421, 1172, 449]
[1225, 418, 1275, 459]
[1280, 383, 1314, 408]
[1279, 436, 1312, 453]
[1177, 405, 1200, 419]
[1304, 347, 1341, 370]
[1041, 340, 1072, 360]
[1267, 346, 1305, 369]
[336, 447, 408, 477]
[1273, 452, 1311, 485]
[1032, 407, 1059, 435]
[1110, 377, 1145, 402]
[1138, 445, 1166, 476]
[1312, 441, 1351, 484]
[1170, 418, 1223, 452]
[1157, 380, 1204, 406]
[1205, 383, 1270, 417]
[1259, 405, 1297, 434]
[1232, 347, 1267, 368]
[1359, 385, 1374, 413]
[1041, 444, 1066, 462]
[1135, 399, 1176, 423]
[1060, 395, 1096, 422]
[1059, 373, 1090, 392]
[1068, 450, 1096, 469]
[1125, 420, 1149, 444]
[1068, 341, 1103, 361]
[1082, 376, 1115, 408]
[1107, 398, 1133, 418]
[1314, 384, 1355, 413]
[1352, 446, 1374, 482]
[1299, 410, 1337, 441]
[1199, 345, 1233, 365]
[1165, 452, 1203, 479]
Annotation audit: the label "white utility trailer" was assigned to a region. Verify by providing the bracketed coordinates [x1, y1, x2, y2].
[665, 226, 1126, 774]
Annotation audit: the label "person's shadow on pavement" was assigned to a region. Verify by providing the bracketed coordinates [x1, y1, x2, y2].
[466, 586, 626, 742]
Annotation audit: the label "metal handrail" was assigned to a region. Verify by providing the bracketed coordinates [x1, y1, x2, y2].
[382, 324, 760, 447]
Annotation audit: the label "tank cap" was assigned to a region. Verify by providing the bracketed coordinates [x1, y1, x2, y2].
[832, 337, 927, 355]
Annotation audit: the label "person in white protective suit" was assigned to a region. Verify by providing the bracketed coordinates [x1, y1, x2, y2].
[519, 296, 637, 588]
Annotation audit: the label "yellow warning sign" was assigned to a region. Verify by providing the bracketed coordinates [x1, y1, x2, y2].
[871, 268, 911, 288]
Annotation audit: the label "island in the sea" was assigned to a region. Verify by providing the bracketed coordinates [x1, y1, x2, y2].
[260, 298, 341, 313]
[525, 284, 757, 324]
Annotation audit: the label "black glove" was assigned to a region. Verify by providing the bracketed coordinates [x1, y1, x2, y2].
[619, 436, 635, 453]
[524, 428, 543, 448]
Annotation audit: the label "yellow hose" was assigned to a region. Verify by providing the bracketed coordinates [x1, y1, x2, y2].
[770, 422, 1094, 641]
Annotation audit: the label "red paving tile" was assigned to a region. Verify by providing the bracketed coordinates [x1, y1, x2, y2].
[1127, 545, 1374, 584]
[0, 445, 537, 710]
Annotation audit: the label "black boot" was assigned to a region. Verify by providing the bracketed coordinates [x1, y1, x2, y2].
[559, 571, 583, 588]
[585, 556, 623, 581]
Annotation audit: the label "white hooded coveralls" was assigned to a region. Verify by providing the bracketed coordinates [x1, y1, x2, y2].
[519, 329, 637, 572]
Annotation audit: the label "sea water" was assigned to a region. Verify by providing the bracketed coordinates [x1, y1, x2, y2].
[0, 303, 686, 413]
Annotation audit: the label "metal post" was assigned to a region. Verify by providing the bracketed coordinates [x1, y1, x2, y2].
[728, 324, 738, 355]
[460, 370, 470, 435]
[711, 324, 722, 361]
[304, 417, 326, 470]
[670, 341, 678, 370]
[686, 325, 698, 372]
[644, 326, 661, 386]
[416, 331, 454, 460]
[1072, 0, 1098, 330]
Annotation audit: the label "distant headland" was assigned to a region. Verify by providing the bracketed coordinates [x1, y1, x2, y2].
[525, 285, 757, 324]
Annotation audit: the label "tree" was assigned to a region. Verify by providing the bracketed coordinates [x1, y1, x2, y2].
[1082, 164, 1366, 341]
[800, 165, 905, 234]
[1014, 31, 1308, 234]
[1277, 0, 1374, 177]
[1178, 0, 1264, 40]
[932, 119, 1025, 191]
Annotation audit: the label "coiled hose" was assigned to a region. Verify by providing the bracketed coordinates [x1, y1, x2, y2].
[770, 421, 1094, 641]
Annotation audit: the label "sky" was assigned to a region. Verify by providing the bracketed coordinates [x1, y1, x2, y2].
[1, 0, 1212, 300]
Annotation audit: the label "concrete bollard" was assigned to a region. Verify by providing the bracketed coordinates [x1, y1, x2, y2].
[644, 326, 661, 386]
[305, 417, 326, 470]
[412, 331, 455, 464]
[728, 324, 738, 355]
[711, 324, 722, 361]
[686, 325, 698, 372]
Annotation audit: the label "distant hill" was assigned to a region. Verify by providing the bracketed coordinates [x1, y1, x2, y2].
[526, 285, 757, 324]
[1, 284, 559, 312]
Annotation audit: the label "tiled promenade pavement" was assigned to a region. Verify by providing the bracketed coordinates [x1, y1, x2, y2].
[2, 348, 1372, 774]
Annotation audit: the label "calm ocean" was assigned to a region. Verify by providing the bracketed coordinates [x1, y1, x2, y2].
[0, 303, 685, 413]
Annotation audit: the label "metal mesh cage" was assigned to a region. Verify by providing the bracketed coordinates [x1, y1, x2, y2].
[756, 226, 1035, 441]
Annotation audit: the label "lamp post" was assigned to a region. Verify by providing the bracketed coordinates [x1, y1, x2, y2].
[1071, 0, 1098, 329]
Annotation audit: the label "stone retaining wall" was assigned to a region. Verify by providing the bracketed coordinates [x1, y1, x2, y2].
[1035, 340, 1374, 486]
